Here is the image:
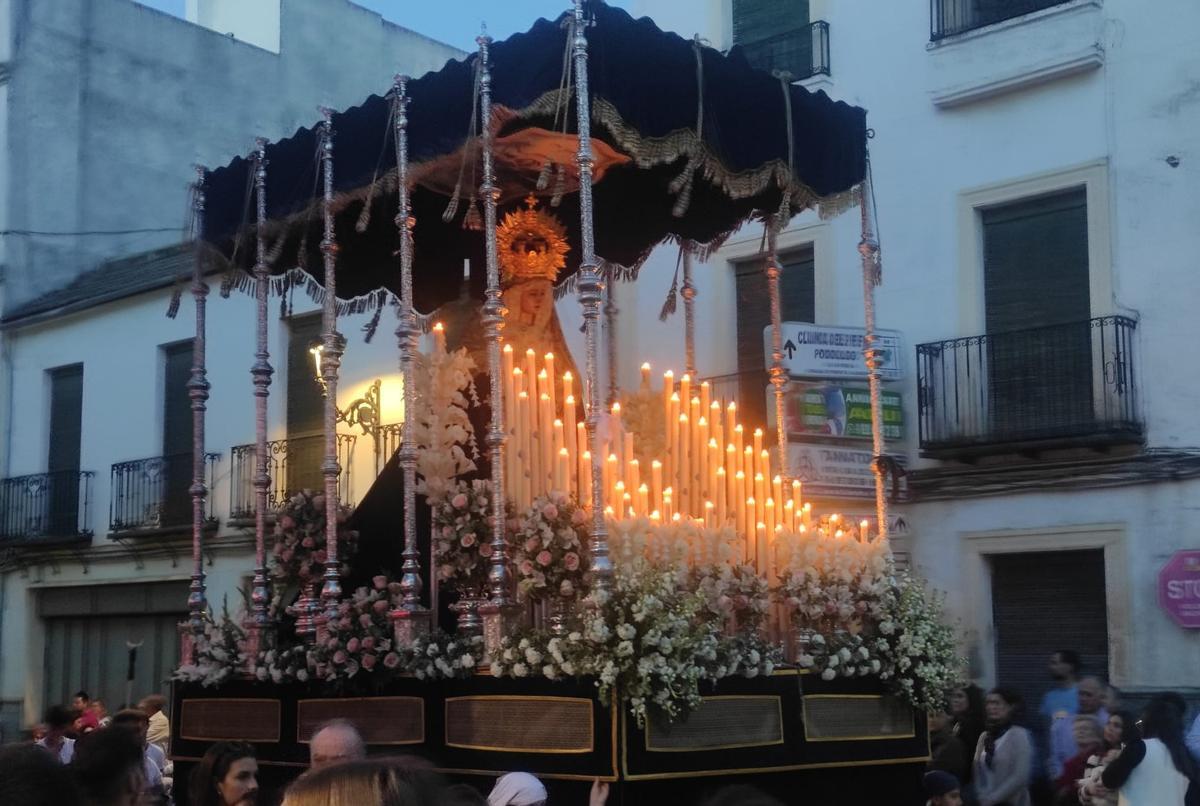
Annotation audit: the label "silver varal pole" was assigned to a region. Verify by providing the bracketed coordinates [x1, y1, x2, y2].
[765, 225, 789, 483]
[858, 173, 889, 539]
[187, 166, 210, 657]
[318, 108, 344, 620]
[572, 0, 612, 595]
[249, 139, 274, 647]
[477, 30, 518, 654]
[391, 75, 430, 640]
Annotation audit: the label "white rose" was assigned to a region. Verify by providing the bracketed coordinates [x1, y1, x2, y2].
[490, 662, 503, 676]
[821, 668, 837, 681]
[525, 648, 543, 665]
[460, 653, 475, 668]
[512, 662, 528, 677]
[542, 664, 558, 680]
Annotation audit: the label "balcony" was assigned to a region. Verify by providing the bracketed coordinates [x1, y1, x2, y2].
[228, 434, 358, 522]
[0, 471, 95, 546]
[701, 369, 770, 432]
[737, 21, 831, 81]
[916, 316, 1143, 459]
[930, 0, 1074, 40]
[109, 453, 220, 534]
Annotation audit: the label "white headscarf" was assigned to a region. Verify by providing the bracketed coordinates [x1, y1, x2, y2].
[487, 771, 548, 806]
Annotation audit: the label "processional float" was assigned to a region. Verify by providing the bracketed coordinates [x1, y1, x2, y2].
[171, 1, 930, 798]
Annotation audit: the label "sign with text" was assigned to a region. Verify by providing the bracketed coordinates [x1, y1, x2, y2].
[1159, 550, 1200, 629]
[764, 323, 904, 381]
[772, 381, 904, 441]
[786, 443, 907, 500]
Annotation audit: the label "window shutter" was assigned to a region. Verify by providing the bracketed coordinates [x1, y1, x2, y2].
[162, 342, 194, 456]
[286, 315, 327, 493]
[982, 188, 1089, 334]
[732, 0, 812, 76]
[734, 248, 815, 426]
[48, 365, 84, 473]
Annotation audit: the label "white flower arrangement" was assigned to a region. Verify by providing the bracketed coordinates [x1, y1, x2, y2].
[873, 574, 961, 712]
[776, 521, 892, 634]
[693, 561, 772, 631]
[172, 599, 247, 688]
[411, 340, 478, 503]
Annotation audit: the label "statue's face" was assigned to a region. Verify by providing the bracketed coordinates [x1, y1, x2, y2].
[521, 282, 549, 315]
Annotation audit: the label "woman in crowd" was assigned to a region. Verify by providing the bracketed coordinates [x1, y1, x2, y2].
[1054, 715, 1103, 804]
[188, 741, 258, 806]
[929, 708, 971, 786]
[71, 727, 146, 806]
[488, 771, 547, 806]
[282, 760, 417, 806]
[1088, 694, 1198, 805]
[973, 687, 1033, 806]
[1079, 710, 1134, 806]
[951, 683, 986, 792]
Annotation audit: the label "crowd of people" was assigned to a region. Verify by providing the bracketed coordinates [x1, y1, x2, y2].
[923, 651, 1200, 806]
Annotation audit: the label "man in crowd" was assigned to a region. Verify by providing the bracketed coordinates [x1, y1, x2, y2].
[138, 694, 170, 756]
[90, 699, 111, 729]
[36, 704, 77, 763]
[73, 690, 99, 735]
[1039, 650, 1081, 782]
[923, 770, 963, 806]
[111, 708, 167, 803]
[1048, 676, 1108, 780]
[309, 718, 366, 770]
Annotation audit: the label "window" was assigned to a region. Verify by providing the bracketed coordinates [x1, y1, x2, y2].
[161, 342, 194, 526]
[47, 364, 84, 535]
[286, 315, 325, 492]
[732, 0, 823, 79]
[733, 247, 815, 426]
[931, 0, 1074, 40]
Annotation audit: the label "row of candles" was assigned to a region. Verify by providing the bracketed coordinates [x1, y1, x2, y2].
[494, 348, 884, 572]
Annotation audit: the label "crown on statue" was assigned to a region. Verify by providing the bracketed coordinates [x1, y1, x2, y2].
[498, 195, 569, 284]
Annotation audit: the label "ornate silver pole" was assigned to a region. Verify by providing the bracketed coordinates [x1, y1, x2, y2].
[682, 250, 697, 377]
[187, 166, 210, 658]
[571, 0, 612, 596]
[476, 29, 518, 656]
[247, 139, 273, 655]
[765, 225, 789, 483]
[318, 108, 344, 621]
[858, 171, 889, 539]
[389, 75, 430, 642]
[604, 281, 618, 406]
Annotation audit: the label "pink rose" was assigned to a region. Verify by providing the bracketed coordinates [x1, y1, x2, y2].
[563, 552, 580, 571]
[282, 549, 294, 563]
[452, 493, 469, 509]
[361, 653, 377, 670]
[314, 551, 327, 564]
[359, 613, 372, 627]
[460, 533, 476, 548]
[338, 603, 352, 616]
[373, 599, 389, 614]
[346, 637, 360, 653]
[279, 515, 296, 530]
[824, 601, 838, 615]
[373, 575, 388, 590]
[571, 508, 587, 525]
[524, 537, 540, 553]
[339, 617, 352, 630]
[733, 595, 749, 611]
[301, 537, 315, 549]
[361, 636, 375, 651]
[479, 543, 494, 558]
[326, 637, 340, 650]
[383, 652, 401, 669]
[519, 560, 535, 576]
[541, 504, 559, 520]
[442, 526, 452, 537]
[333, 650, 347, 665]
[536, 550, 553, 567]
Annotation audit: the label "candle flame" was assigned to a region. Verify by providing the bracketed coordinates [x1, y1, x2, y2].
[526, 348, 536, 356]
[716, 467, 726, 476]
[503, 343, 513, 353]
[544, 352, 554, 360]
[611, 401, 621, 413]
[679, 414, 688, 423]
[651, 459, 662, 469]
[566, 394, 575, 404]
[774, 474, 782, 483]
[563, 370, 572, 380]
[541, 393, 550, 402]
[641, 362, 651, 370]
[803, 503, 812, 512]
[433, 321, 444, 332]
[670, 392, 680, 402]
[735, 424, 743, 434]
[708, 438, 718, 448]
[698, 416, 707, 427]
[554, 418, 563, 427]
[650, 510, 661, 520]
[754, 428, 763, 437]
[735, 471, 745, 480]
[518, 391, 529, 399]
[538, 369, 547, 379]
[664, 369, 674, 378]
[681, 373, 691, 382]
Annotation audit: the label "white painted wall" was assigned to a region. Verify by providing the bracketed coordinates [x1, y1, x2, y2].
[186, 0, 281, 53]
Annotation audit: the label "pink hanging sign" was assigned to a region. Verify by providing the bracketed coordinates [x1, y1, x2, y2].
[1158, 550, 1200, 629]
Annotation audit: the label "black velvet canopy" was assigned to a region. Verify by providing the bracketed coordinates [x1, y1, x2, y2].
[201, 0, 867, 313]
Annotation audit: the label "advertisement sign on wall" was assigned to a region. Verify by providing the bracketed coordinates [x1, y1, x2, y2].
[786, 443, 907, 500]
[772, 381, 903, 441]
[763, 323, 904, 381]
[1159, 550, 1200, 629]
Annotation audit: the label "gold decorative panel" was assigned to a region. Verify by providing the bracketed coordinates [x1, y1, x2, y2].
[179, 698, 281, 743]
[445, 696, 594, 753]
[645, 695, 783, 752]
[802, 694, 915, 742]
[297, 697, 424, 745]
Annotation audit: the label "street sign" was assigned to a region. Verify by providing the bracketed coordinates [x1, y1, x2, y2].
[770, 381, 903, 440]
[763, 323, 903, 381]
[786, 443, 907, 500]
[1158, 550, 1200, 629]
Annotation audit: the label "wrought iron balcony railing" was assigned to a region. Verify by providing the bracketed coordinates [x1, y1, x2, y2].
[109, 452, 220, 533]
[699, 369, 770, 432]
[0, 470, 95, 544]
[931, 0, 1072, 40]
[916, 316, 1142, 457]
[738, 20, 831, 81]
[229, 433, 357, 521]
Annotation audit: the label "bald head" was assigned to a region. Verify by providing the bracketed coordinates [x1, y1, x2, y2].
[1078, 677, 1104, 715]
[309, 719, 366, 770]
